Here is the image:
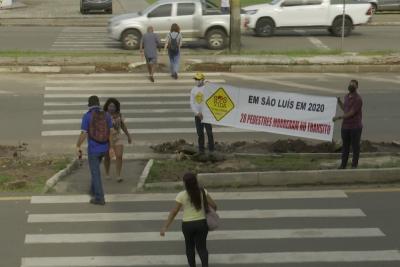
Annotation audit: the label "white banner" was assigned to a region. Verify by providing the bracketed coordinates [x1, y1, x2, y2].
[201, 83, 337, 141]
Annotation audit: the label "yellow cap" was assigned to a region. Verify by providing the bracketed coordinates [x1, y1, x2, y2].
[193, 72, 205, 80]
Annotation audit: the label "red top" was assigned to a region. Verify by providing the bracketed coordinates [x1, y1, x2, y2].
[342, 92, 363, 129]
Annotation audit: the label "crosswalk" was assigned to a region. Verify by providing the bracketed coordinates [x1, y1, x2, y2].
[41, 72, 252, 155]
[51, 27, 121, 51]
[22, 190, 400, 266]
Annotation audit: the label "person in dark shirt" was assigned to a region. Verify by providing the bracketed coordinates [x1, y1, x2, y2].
[333, 80, 363, 169]
[140, 26, 161, 83]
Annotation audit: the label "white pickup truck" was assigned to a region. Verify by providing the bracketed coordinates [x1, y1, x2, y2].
[109, 0, 243, 50]
[243, 0, 373, 37]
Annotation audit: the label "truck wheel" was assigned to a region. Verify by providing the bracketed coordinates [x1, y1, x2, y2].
[122, 29, 141, 50]
[255, 18, 275, 37]
[331, 17, 353, 37]
[206, 29, 228, 50]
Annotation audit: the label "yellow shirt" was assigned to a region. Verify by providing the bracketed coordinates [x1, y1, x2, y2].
[176, 189, 208, 222]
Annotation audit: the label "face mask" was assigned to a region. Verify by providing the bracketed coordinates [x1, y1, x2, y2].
[196, 80, 204, 87]
[348, 85, 356, 93]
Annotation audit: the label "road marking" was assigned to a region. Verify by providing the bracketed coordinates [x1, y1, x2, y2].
[46, 79, 226, 84]
[43, 108, 192, 115]
[30, 190, 347, 204]
[42, 117, 193, 125]
[224, 73, 341, 94]
[294, 30, 330, 50]
[53, 42, 119, 44]
[52, 44, 120, 47]
[25, 228, 383, 244]
[41, 127, 251, 136]
[47, 73, 222, 78]
[44, 93, 188, 98]
[44, 100, 188, 106]
[21, 250, 400, 266]
[345, 188, 400, 193]
[45, 86, 191, 91]
[27, 209, 365, 223]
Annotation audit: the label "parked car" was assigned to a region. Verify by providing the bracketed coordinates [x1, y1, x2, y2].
[80, 0, 112, 14]
[108, 0, 244, 50]
[243, 0, 373, 37]
[374, 0, 400, 11]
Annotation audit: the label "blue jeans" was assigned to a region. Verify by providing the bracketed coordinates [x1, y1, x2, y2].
[168, 51, 180, 75]
[88, 152, 106, 201]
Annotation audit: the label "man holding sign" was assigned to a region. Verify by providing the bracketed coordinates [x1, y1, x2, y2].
[190, 73, 215, 154]
[333, 80, 363, 169]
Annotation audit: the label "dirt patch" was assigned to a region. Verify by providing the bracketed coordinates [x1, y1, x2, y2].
[151, 139, 400, 154]
[148, 154, 400, 183]
[0, 156, 70, 192]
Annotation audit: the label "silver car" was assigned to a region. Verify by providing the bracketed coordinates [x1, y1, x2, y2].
[374, 0, 400, 11]
[108, 0, 244, 50]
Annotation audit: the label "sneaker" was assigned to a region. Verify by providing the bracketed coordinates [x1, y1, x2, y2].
[90, 198, 106, 205]
[117, 177, 124, 183]
[150, 76, 155, 83]
[174, 73, 178, 80]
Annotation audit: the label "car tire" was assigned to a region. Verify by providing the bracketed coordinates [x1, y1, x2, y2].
[205, 29, 228, 50]
[122, 29, 141, 50]
[255, 18, 275, 37]
[331, 17, 353, 37]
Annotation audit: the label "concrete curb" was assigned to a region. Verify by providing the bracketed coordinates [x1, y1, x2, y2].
[42, 158, 80, 193]
[135, 159, 153, 192]
[145, 181, 183, 190]
[196, 168, 400, 188]
[234, 152, 400, 160]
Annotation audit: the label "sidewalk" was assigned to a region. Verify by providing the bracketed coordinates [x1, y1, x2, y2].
[52, 159, 147, 194]
[0, 0, 399, 26]
[0, 0, 148, 26]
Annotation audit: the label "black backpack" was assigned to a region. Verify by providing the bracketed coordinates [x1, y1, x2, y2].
[168, 33, 179, 54]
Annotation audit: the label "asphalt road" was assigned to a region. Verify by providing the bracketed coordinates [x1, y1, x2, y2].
[0, 25, 399, 52]
[3, 188, 400, 267]
[0, 72, 399, 156]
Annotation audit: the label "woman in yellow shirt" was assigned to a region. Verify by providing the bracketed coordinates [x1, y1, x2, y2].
[160, 173, 217, 267]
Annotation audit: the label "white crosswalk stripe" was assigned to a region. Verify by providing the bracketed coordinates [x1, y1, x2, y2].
[41, 73, 242, 143]
[51, 27, 121, 51]
[21, 190, 400, 266]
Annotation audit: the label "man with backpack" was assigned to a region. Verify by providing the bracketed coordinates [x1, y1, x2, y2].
[76, 95, 114, 205]
[164, 23, 182, 80]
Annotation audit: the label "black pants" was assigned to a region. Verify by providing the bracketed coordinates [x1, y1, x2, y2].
[341, 128, 362, 169]
[182, 219, 209, 267]
[195, 116, 215, 153]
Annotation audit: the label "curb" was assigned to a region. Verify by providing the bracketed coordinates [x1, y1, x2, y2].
[135, 159, 153, 192]
[42, 158, 80, 193]
[234, 152, 400, 160]
[1, 64, 400, 74]
[197, 168, 400, 188]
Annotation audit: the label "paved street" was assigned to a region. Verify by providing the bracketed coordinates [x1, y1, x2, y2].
[2, 189, 400, 267]
[1, 25, 400, 52]
[1, 72, 399, 156]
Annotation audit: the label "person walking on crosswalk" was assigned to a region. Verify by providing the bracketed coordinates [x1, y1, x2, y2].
[164, 23, 182, 80]
[76, 96, 114, 205]
[103, 98, 132, 183]
[140, 26, 161, 83]
[191, 72, 215, 153]
[160, 172, 217, 267]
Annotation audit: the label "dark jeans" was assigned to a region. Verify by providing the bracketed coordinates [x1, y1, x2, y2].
[88, 152, 106, 201]
[221, 7, 230, 14]
[341, 128, 362, 169]
[195, 116, 215, 153]
[182, 219, 209, 267]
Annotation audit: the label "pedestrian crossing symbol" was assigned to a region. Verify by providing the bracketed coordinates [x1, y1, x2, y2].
[206, 87, 235, 121]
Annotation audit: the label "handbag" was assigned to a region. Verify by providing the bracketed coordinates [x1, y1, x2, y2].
[201, 188, 220, 231]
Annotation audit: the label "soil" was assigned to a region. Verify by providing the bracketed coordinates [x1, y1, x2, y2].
[0, 155, 70, 192]
[151, 139, 400, 154]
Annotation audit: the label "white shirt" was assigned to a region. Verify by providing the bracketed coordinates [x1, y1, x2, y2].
[190, 85, 205, 115]
[221, 0, 230, 8]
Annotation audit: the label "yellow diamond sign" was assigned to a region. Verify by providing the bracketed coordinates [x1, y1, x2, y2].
[206, 87, 235, 121]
